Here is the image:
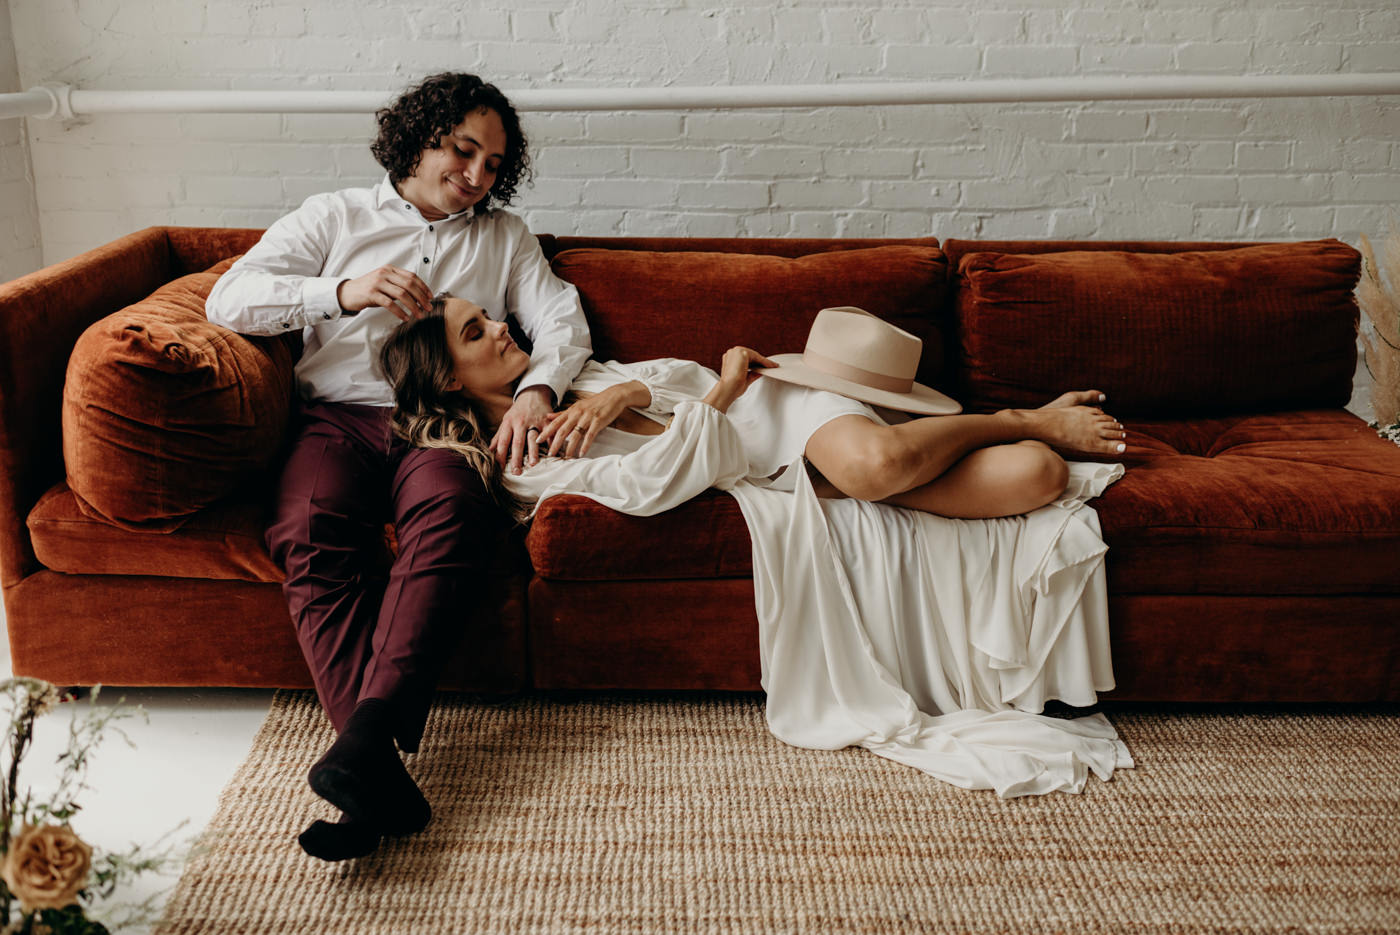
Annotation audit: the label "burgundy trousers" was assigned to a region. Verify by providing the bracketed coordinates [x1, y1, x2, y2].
[266, 400, 505, 752]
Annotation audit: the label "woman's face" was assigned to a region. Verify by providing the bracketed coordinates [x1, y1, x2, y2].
[442, 297, 530, 399]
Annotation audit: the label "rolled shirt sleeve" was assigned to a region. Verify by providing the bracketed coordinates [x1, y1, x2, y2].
[506, 226, 591, 404]
[205, 193, 348, 336]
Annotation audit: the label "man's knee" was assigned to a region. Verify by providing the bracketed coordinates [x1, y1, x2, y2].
[392, 451, 507, 559]
[267, 432, 383, 564]
[397, 449, 496, 514]
[268, 491, 387, 593]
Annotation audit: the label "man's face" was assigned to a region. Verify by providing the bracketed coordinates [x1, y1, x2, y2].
[400, 107, 508, 221]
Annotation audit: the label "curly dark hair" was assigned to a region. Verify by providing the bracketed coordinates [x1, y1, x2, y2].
[371, 73, 531, 214]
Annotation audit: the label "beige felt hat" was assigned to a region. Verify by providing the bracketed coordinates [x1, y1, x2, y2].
[759, 307, 961, 415]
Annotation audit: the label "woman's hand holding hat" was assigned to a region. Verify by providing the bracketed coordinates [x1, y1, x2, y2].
[703, 346, 776, 414]
[761, 307, 961, 416]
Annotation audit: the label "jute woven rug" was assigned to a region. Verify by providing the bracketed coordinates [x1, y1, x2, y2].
[155, 692, 1400, 935]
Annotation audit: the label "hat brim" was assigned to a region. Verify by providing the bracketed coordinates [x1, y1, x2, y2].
[757, 354, 962, 416]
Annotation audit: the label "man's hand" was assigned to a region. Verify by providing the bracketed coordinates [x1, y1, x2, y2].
[536, 381, 651, 460]
[336, 266, 434, 321]
[703, 346, 776, 413]
[491, 385, 556, 474]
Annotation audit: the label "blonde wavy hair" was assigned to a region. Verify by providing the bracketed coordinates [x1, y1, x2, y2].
[378, 297, 529, 521]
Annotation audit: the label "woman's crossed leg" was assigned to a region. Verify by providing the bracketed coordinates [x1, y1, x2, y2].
[804, 391, 1125, 519]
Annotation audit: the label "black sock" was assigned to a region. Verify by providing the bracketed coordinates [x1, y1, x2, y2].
[298, 812, 381, 862]
[308, 699, 431, 835]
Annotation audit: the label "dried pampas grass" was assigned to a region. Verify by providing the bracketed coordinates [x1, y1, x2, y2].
[1357, 229, 1400, 432]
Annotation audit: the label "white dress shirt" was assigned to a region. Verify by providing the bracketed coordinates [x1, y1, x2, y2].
[205, 176, 590, 407]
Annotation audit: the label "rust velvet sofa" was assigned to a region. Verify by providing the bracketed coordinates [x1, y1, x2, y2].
[3, 226, 1398, 703]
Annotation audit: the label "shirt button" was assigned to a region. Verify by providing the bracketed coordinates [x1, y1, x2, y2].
[428, 225, 434, 231]
[323, 312, 332, 319]
[423, 257, 429, 264]
[281, 322, 291, 329]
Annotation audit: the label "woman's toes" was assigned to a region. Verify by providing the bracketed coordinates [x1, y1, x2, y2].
[1043, 390, 1105, 409]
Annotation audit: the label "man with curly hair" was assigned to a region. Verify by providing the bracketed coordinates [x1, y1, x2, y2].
[206, 73, 591, 861]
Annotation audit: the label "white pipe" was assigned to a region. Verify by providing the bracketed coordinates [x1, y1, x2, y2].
[3, 74, 1400, 119]
[0, 88, 57, 120]
[510, 74, 1400, 110]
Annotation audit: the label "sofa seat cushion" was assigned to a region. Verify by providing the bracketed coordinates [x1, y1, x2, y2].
[1101, 411, 1400, 595]
[551, 244, 952, 389]
[27, 481, 283, 583]
[954, 241, 1360, 417]
[527, 490, 751, 581]
[62, 257, 297, 531]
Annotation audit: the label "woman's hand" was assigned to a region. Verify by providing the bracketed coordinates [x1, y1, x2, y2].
[536, 380, 651, 459]
[336, 266, 434, 321]
[703, 346, 776, 413]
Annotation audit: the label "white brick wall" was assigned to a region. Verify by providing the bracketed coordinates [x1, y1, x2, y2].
[1, 0, 1398, 275]
[0, 0, 40, 282]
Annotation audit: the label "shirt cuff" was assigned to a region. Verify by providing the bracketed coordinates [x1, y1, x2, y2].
[516, 370, 569, 406]
[302, 277, 347, 324]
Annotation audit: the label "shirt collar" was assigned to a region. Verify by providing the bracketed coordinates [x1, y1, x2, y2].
[375, 174, 476, 224]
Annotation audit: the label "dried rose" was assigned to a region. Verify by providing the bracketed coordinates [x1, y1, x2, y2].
[0, 824, 93, 912]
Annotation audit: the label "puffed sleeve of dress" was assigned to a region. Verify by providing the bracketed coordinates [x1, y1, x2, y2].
[569, 358, 721, 423]
[503, 399, 750, 518]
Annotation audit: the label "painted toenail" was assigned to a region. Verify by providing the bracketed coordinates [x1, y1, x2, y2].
[1116, 443, 1126, 453]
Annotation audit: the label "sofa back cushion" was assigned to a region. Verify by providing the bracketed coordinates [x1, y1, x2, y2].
[551, 244, 951, 389]
[954, 240, 1361, 416]
[62, 258, 296, 531]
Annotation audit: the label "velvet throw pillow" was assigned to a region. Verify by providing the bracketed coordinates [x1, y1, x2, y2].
[62, 258, 296, 531]
[955, 240, 1361, 416]
[551, 244, 950, 389]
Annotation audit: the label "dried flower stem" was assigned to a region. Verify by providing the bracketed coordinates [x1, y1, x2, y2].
[1358, 230, 1400, 429]
[0, 680, 166, 933]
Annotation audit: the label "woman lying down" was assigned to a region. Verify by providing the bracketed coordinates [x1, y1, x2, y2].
[380, 296, 1135, 797]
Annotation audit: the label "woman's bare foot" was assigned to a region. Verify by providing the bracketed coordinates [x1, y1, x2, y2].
[1042, 389, 1107, 410]
[1010, 403, 1126, 455]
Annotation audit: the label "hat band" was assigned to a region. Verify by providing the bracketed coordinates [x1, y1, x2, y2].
[803, 350, 913, 394]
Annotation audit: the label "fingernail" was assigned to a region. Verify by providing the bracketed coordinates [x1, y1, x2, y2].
[1116, 443, 1126, 453]
[1098, 393, 1107, 402]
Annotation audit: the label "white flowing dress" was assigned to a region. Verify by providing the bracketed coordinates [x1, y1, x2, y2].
[506, 359, 1133, 797]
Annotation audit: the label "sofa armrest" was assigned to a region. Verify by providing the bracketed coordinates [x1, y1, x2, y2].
[164, 226, 265, 276]
[0, 227, 180, 588]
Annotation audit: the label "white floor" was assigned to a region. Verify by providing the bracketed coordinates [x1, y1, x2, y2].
[0, 598, 272, 934]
